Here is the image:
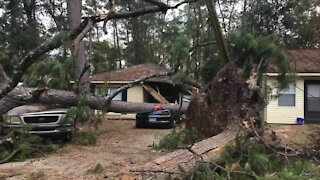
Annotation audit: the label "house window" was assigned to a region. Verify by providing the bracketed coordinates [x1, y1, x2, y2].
[278, 83, 295, 106]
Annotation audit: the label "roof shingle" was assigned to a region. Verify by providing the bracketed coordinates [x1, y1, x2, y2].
[288, 49, 320, 73]
[91, 63, 172, 83]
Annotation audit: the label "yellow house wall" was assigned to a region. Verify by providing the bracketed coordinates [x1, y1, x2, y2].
[94, 83, 144, 119]
[127, 85, 144, 103]
[124, 85, 144, 119]
[264, 77, 304, 124]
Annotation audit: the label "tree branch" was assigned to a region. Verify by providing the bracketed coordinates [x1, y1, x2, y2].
[143, 0, 170, 13]
[105, 69, 177, 103]
[102, 0, 115, 34]
[0, 33, 66, 99]
[189, 41, 217, 52]
[0, 64, 9, 83]
[0, 149, 21, 164]
[73, 18, 94, 56]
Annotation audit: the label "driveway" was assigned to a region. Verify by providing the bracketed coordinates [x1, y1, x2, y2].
[0, 120, 171, 179]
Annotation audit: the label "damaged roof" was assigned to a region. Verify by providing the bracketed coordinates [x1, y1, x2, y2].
[91, 63, 172, 84]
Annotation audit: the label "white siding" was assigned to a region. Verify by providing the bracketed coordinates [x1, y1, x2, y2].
[264, 77, 304, 124]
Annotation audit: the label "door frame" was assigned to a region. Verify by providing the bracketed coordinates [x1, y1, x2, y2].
[304, 80, 320, 123]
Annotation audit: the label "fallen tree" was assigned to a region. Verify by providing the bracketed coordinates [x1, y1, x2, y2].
[0, 0, 197, 115]
[0, 69, 188, 115]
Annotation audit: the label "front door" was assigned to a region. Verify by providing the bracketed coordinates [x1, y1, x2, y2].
[305, 81, 320, 122]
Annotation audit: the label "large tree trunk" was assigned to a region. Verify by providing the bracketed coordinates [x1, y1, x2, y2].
[0, 86, 188, 115]
[67, 0, 90, 95]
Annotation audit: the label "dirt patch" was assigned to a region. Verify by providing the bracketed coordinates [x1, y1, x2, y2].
[267, 124, 320, 149]
[0, 120, 171, 179]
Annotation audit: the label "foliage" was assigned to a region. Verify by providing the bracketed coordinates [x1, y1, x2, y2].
[72, 130, 97, 146]
[23, 58, 72, 90]
[228, 32, 291, 83]
[154, 128, 196, 150]
[92, 40, 118, 73]
[200, 54, 224, 83]
[62, 97, 91, 125]
[240, 0, 320, 48]
[200, 31, 292, 87]
[181, 135, 320, 180]
[87, 163, 104, 174]
[0, 127, 62, 163]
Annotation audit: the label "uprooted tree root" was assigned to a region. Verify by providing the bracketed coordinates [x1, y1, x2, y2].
[185, 62, 319, 161]
[185, 62, 262, 142]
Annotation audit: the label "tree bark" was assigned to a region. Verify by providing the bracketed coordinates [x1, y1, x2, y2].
[205, 0, 231, 64]
[67, 0, 90, 95]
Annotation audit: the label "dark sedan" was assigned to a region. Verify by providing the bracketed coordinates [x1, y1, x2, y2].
[135, 105, 181, 128]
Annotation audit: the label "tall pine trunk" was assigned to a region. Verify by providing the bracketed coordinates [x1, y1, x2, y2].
[67, 0, 90, 96]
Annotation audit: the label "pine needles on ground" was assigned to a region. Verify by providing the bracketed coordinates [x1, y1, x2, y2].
[181, 135, 320, 180]
[0, 127, 62, 163]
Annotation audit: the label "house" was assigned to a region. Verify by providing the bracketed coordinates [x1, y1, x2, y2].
[264, 49, 320, 124]
[91, 63, 182, 119]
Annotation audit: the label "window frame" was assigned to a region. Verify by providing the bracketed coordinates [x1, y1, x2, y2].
[278, 83, 296, 107]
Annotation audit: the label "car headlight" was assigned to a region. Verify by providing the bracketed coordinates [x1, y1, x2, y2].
[4, 116, 22, 124]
